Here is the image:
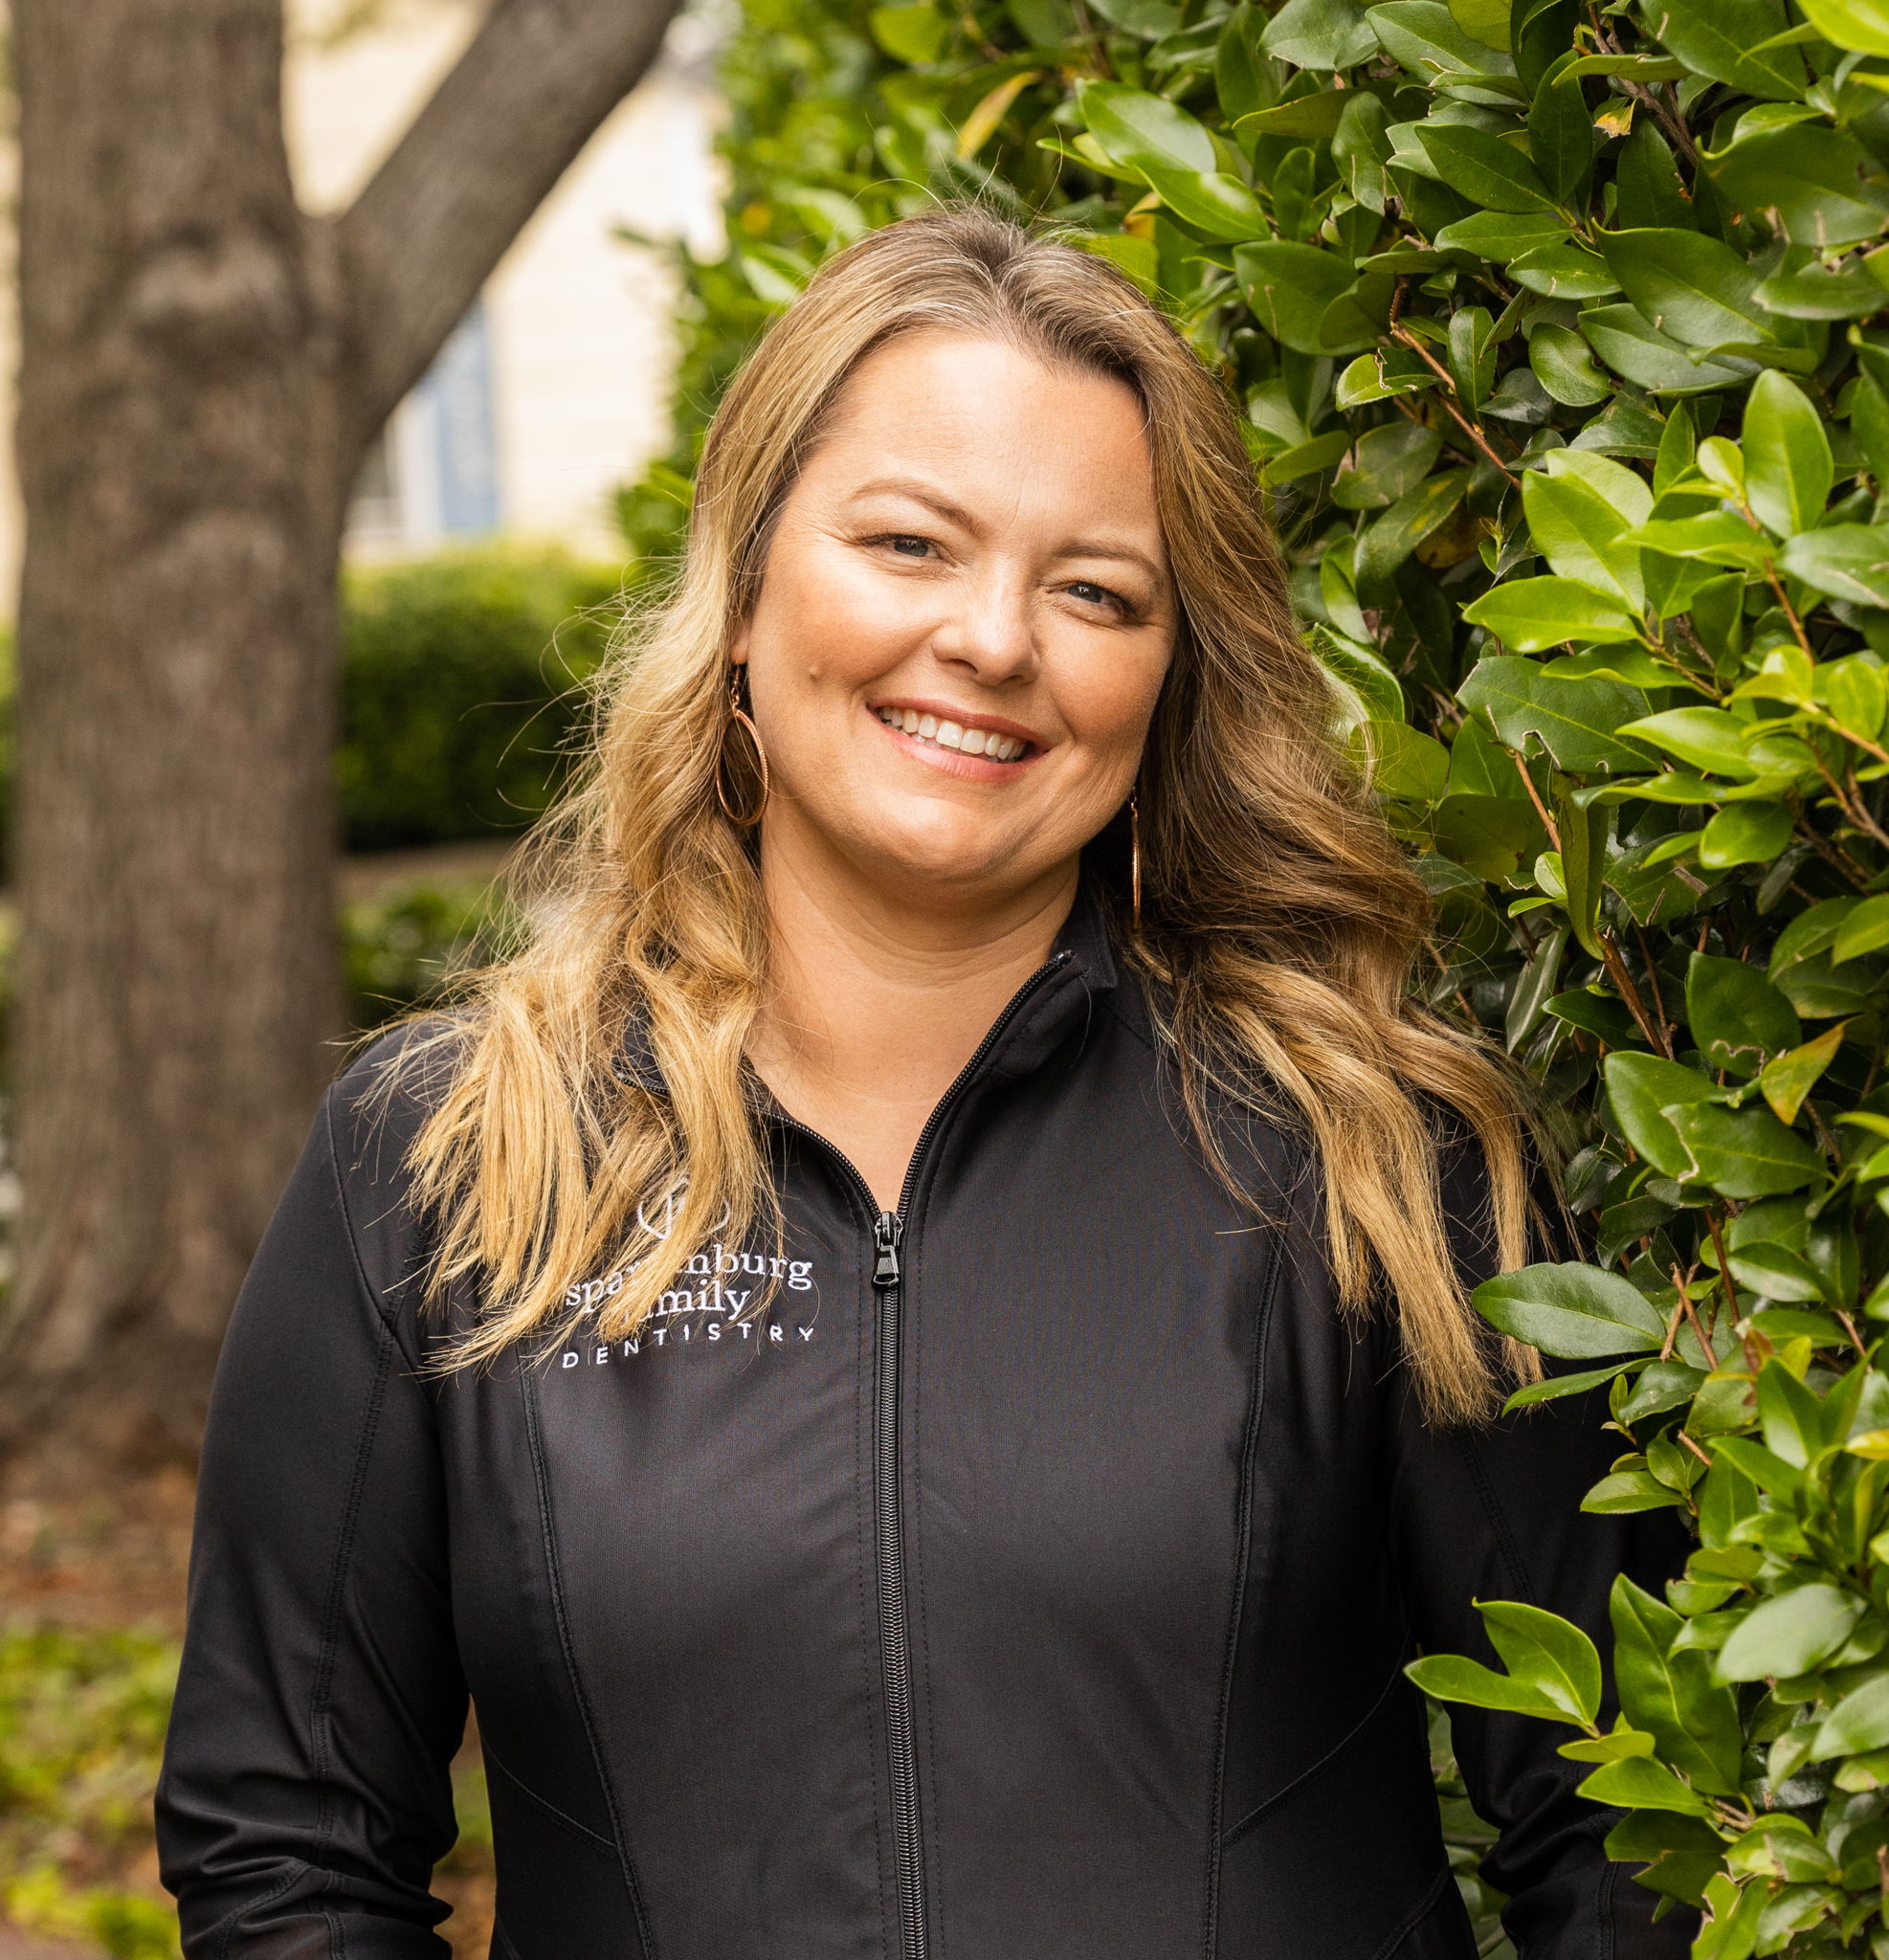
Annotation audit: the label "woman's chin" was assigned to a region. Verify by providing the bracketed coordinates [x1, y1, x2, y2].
[851, 814, 1061, 901]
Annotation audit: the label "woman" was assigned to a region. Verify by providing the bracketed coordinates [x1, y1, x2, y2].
[157, 209, 1685, 1959]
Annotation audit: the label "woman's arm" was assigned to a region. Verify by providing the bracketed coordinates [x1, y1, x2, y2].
[156, 1072, 467, 1958]
[1386, 1366, 1695, 1957]
[1383, 1134, 1697, 1959]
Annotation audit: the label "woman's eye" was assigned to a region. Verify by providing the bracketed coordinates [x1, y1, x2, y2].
[889, 536, 930, 558]
[1067, 581, 1118, 609]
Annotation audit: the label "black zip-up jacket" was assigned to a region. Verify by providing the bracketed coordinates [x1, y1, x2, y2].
[157, 888, 1691, 1960]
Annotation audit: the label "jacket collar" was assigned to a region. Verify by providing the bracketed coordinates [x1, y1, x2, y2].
[612, 869, 1122, 1097]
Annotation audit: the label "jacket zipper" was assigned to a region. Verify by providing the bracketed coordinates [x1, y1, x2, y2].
[774, 947, 1074, 1960]
[871, 1209, 922, 1960]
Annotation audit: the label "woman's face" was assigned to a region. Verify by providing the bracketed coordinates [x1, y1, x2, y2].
[734, 329, 1175, 915]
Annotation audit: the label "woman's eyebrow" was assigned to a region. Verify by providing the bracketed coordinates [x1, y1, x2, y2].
[848, 479, 1165, 583]
[846, 477, 979, 528]
[1052, 541, 1164, 582]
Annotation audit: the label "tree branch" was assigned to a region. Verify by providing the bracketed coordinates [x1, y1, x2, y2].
[333, 0, 685, 457]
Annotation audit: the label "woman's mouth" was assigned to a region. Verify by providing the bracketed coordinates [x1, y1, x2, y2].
[873, 704, 1030, 762]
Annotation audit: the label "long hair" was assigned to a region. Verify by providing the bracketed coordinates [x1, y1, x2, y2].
[401, 207, 1534, 1424]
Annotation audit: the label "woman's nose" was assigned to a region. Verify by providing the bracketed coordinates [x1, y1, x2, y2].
[932, 570, 1037, 685]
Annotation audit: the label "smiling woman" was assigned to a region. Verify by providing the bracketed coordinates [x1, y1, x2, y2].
[156, 209, 1691, 1960]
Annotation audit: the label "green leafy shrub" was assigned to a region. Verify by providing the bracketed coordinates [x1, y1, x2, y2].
[338, 547, 623, 852]
[0, 1621, 180, 1956]
[612, 0, 923, 560]
[343, 875, 514, 1031]
[703, 0, 1889, 1946]
[0, 1617, 494, 1955]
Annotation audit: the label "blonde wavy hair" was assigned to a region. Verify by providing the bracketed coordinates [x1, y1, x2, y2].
[401, 206, 1537, 1424]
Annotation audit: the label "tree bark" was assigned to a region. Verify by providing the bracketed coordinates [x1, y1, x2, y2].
[0, 0, 680, 1473]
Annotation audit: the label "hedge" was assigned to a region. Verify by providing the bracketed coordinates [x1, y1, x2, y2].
[336, 547, 624, 852]
[654, 0, 1889, 1947]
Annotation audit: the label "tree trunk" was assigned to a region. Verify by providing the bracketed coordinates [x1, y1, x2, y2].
[0, 0, 680, 1473]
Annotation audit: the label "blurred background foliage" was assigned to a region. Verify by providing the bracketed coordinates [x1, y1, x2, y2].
[337, 548, 619, 854]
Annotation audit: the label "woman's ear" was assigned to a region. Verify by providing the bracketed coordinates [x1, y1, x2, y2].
[729, 617, 751, 667]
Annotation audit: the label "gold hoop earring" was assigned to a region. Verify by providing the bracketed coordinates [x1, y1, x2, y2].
[1130, 791, 1143, 936]
[716, 673, 769, 831]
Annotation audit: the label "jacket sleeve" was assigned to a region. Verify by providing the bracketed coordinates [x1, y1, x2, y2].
[1380, 1139, 1699, 1960]
[156, 1073, 467, 1958]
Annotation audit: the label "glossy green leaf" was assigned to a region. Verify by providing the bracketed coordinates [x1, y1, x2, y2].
[1521, 471, 1642, 609]
[1509, 237, 1619, 301]
[1813, 1673, 1889, 1757]
[1708, 1434, 1803, 1497]
[1433, 210, 1568, 260]
[1360, 721, 1451, 798]
[1645, 0, 1807, 98]
[1594, 229, 1770, 351]
[1664, 1101, 1824, 1198]
[1686, 952, 1801, 1076]
[1742, 372, 1833, 541]
[1235, 90, 1351, 138]
[1627, 512, 1774, 570]
[1585, 1468, 1690, 1512]
[1315, 627, 1406, 724]
[1715, 1584, 1867, 1682]
[1331, 91, 1392, 211]
[1761, 1023, 1849, 1126]
[1727, 1242, 1824, 1301]
[1460, 578, 1642, 651]
[1448, 0, 1511, 49]
[1616, 706, 1759, 779]
[1816, 654, 1886, 742]
[1481, 1597, 1602, 1725]
[1779, 525, 1889, 608]
[1370, 1, 1522, 90]
[1833, 892, 1889, 962]
[1579, 305, 1751, 396]
[1081, 87, 1269, 240]
[1357, 469, 1472, 583]
[1547, 449, 1653, 523]
[1472, 1258, 1670, 1355]
[1699, 802, 1793, 871]
[1259, 0, 1381, 68]
[1604, 1051, 1717, 1179]
[1234, 241, 1356, 353]
[1708, 125, 1889, 251]
[1611, 1574, 1744, 1795]
[1502, 1359, 1638, 1410]
[1801, 0, 1889, 53]
[1416, 122, 1556, 212]
[1528, 51, 1592, 203]
[1405, 1651, 1581, 1721]
[1528, 322, 1612, 407]
[1257, 430, 1353, 486]
[1332, 422, 1444, 509]
[1078, 80, 1215, 172]
[1753, 259, 1886, 319]
[1448, 304, 1497, 411]
[1457, 655, 1653, 770]
[1615, 121, 1696, 232]
[1575, 1752, 1715, 1814]
[1508, 918, 1568, 1048]
[1773, 952, 1876, 1020]
[1757, 1356, 1831, 1467]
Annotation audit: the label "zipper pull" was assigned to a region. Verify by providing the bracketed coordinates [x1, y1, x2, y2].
[872, 1212, 903, 1288]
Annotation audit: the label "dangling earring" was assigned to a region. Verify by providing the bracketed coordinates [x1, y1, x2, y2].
[716, 669, 769, 830]
[1130, 790, 1143, 936]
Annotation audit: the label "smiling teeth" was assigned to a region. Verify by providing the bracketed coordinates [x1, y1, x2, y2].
[878, 706, 1026, 761]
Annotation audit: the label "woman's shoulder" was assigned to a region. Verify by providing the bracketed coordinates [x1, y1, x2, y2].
[322, 1016, 469, 1217]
